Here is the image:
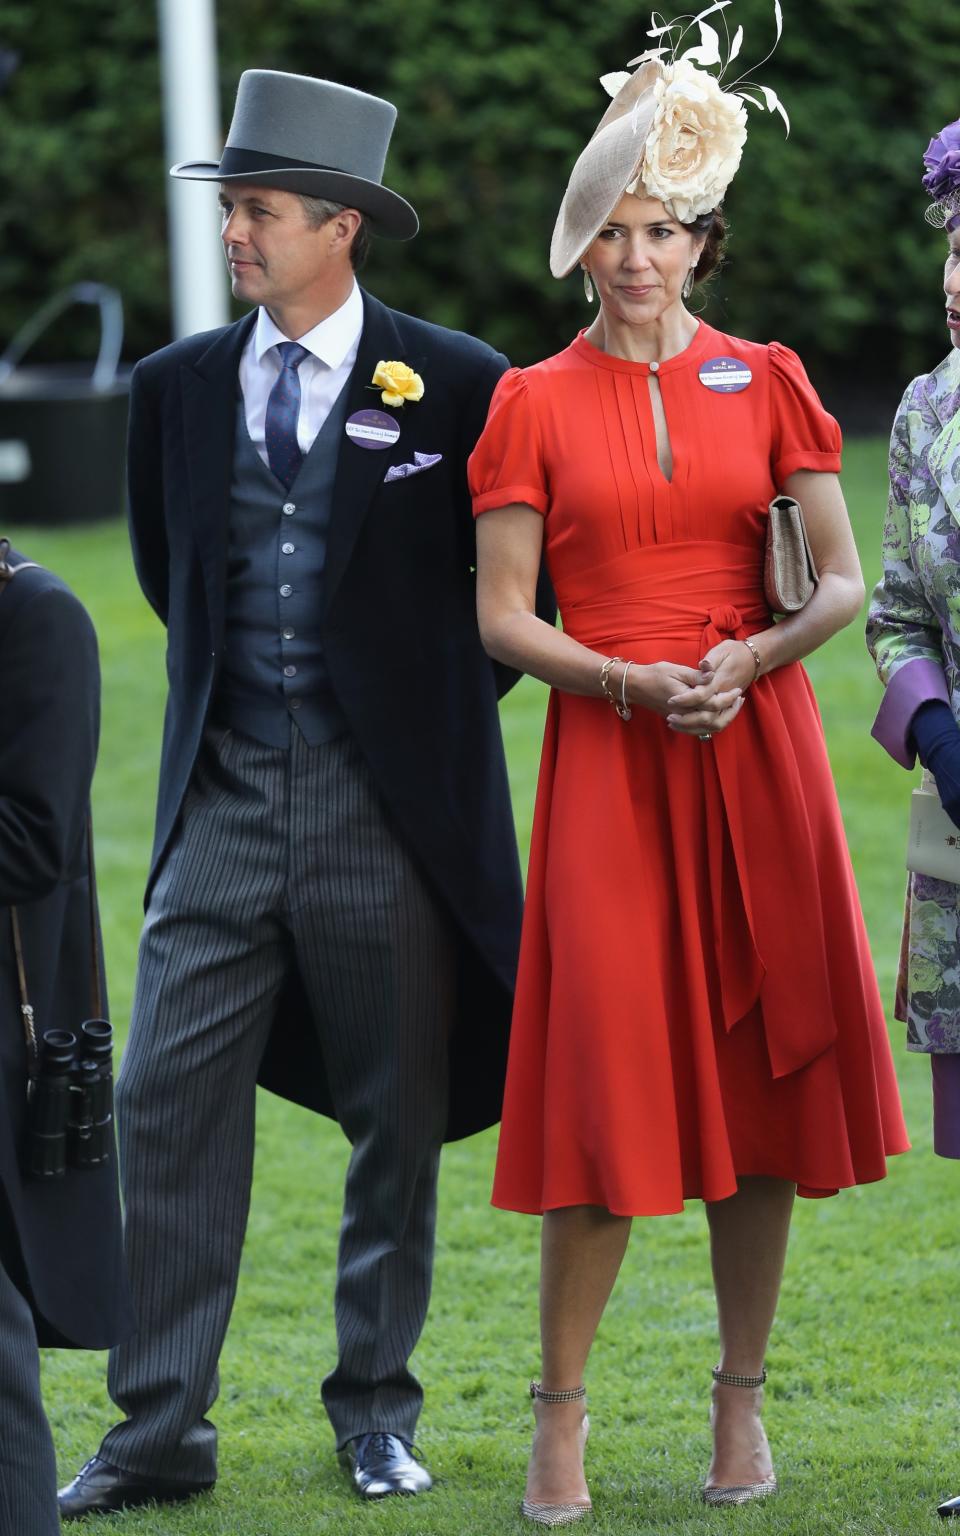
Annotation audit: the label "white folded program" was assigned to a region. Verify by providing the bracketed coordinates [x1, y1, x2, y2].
[907, 768, 960, 883]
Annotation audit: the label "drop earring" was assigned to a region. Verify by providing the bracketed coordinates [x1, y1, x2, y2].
[682, 267, 695, 300]
[583, 268, 595, 303]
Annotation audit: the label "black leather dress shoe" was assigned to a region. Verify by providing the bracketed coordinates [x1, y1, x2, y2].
[58, 1456, 214, 1519]
[341, 1433, 433, 1498]
[939, 1493, 960, 1518]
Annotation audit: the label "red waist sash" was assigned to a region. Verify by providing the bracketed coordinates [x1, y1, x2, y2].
[556, 541, 836, 1078]
[555, 540, 769, 650]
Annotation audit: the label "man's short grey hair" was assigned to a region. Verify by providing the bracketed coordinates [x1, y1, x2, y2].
[299, 194, 371, 271]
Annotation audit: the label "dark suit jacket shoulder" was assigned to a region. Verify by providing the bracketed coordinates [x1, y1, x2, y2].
[370, 304, 506, 385]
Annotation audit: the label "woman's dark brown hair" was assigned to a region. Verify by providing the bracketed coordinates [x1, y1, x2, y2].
[684, 206, 727, 284]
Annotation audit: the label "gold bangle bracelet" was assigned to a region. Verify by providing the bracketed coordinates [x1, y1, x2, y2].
[617, 661, 634, 721]
[742, 637, 762, 672]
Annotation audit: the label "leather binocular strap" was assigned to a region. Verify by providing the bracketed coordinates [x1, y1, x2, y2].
[10, 908, 37, 1076]
[1, 558, 104, 1077]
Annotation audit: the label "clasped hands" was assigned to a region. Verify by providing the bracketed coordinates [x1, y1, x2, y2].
[624, 639, 757, 737]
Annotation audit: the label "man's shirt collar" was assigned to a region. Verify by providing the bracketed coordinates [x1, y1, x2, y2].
[253, 281, 363, 371]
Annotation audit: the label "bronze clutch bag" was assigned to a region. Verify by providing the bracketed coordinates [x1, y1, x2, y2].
[764, 495, 818, 614]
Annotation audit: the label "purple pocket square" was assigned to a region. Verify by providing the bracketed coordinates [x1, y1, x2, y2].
[384, 452, 443, 483]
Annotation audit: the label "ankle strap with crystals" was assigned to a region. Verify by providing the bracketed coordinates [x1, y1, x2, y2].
[712, 1366, 767, 1388]
[529, 1379, 587, 1403]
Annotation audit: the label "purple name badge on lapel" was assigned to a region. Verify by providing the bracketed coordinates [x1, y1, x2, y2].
[698, 356, 753, 393]
[345, 409, 401, 450]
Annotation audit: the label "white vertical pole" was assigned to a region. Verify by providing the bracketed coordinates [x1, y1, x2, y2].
[157, 0, 230, 338]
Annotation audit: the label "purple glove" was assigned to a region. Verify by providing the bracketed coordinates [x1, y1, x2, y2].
[911, 700, 960, 830]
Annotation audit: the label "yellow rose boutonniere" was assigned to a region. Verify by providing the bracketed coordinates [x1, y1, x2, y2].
[372, 359, 425, 408]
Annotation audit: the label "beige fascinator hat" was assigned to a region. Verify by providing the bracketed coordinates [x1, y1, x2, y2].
[550, 1, 789, 279]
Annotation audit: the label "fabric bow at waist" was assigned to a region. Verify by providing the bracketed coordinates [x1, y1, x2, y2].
[557, 540, 837, 1079]
[556, 540, 770, 652]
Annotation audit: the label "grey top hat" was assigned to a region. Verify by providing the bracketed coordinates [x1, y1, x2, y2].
[171, 69, 418, 240]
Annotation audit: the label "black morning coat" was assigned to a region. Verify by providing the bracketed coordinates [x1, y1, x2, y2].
[128, 289, 553, 1141]
[0, 557, 134, 1348]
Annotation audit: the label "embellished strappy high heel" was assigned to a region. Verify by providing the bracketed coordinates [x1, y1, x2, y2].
[520, 1381, 592, 1527]
[702, 1366, 779, 1506]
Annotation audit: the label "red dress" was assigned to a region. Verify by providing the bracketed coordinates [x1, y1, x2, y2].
[469, 322, 909, 1217]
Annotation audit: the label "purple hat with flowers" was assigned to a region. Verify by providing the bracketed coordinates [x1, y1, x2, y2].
[923, 119, 960, 231]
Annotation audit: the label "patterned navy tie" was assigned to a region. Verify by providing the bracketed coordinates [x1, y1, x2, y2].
[265, 341, 310, 489]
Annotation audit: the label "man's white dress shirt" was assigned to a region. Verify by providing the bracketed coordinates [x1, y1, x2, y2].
[238, 281, 364, 468]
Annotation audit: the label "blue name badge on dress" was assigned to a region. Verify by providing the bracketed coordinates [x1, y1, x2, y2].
[698, 356, 753, 393]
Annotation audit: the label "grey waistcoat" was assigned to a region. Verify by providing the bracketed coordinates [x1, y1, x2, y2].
[214, 386, 352, 747]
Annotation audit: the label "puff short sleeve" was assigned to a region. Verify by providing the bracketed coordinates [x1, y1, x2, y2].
[768, 341, 842, 484]
[468, 367, 549, 518]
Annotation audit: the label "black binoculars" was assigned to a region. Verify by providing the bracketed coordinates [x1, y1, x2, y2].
[27, 1020, 114, 1179]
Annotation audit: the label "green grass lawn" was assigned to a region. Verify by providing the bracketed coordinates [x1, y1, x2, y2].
[7, 436, 958, 1535]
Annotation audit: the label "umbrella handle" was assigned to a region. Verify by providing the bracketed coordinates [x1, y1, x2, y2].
[0, 283, 124, 392]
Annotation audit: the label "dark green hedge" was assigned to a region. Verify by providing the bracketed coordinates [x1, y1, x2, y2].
[1, 0, 958, 424]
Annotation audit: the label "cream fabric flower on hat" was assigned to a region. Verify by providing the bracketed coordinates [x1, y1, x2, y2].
[638, 60, 747, 223]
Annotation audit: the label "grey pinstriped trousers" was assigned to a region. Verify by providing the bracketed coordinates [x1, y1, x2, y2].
[0, 1256, 58, 1535]
[98, 726, 454, 1481]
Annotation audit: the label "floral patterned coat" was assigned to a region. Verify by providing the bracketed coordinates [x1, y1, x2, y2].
[867, 346, 960, 1053]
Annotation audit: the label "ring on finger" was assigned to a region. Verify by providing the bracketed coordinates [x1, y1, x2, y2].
[698, 733, 713, 742]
